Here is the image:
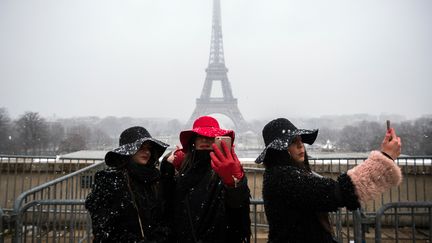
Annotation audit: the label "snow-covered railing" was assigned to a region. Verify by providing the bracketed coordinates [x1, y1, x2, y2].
[1, 155, 431, 243]
[0, 155, 102, 210]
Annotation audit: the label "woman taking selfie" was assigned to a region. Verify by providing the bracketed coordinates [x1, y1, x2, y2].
[162, 116, 251, 243]
[255, 118, 402, 243]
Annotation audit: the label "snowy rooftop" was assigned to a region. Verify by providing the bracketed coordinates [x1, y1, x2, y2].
[59, 150, 108, 159]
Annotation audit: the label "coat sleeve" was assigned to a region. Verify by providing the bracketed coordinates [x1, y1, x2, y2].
[264, 166, 360, 212]
[159, 159, 176, 207]
[85, 170, 144, 242]
[224, 177, 252, 242]
[347, 151, 402, 203]
[158, 159, 176, 240]
[85, 170, 119, 241]
[224, 176, 251, 208]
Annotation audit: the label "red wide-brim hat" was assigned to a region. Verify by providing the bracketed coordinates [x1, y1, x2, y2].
[180, 116, 235, 151]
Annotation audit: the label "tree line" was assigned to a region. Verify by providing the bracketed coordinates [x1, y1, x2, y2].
[313, 118, 432, 155]
[0, 108, 184, 155]
[0, 107, 431, 156]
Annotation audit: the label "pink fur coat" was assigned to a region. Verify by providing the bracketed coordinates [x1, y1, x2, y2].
[347, 151, 402, 202]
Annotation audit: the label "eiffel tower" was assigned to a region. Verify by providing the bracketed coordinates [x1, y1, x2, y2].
[186, 0, 249, 132]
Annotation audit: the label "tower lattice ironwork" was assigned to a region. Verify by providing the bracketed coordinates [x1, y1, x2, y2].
[186, 0, 248, 132]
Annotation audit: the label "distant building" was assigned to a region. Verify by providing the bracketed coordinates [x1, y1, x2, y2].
[58, 150, 107, 160]
[321, 139, 335, 152]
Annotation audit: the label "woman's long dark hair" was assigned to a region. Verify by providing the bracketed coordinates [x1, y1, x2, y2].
[178, 136, 197, 174]
[178, 136, 219, 181]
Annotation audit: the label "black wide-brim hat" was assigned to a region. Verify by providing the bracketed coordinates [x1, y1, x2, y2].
[255, 118, 318, 164]
[105, 126, 169, 167]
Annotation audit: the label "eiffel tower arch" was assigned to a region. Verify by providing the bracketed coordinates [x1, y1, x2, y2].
[186, 0, 249, 132]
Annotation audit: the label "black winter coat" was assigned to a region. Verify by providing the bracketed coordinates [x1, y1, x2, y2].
[163, 151, 251, 243]
[263, 164, 360, 243]
[85, 166, 172, 243]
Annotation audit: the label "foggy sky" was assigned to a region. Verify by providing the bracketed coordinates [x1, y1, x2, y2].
[1, 0, 431, 121]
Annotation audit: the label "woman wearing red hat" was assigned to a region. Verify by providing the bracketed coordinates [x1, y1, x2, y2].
[256, 118, 403, 243]
[161, 116, 251, 243]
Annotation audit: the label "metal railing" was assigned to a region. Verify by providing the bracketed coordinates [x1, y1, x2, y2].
[1, 155, 430, 242]
[14, 200, 90, 243]
[0, 155, 102, 210]
[0, 207, 4, 243]
[11, 198, 359, 243]
[309, 156, 432, 212]
[250, 200, 360, 243]
[9, 162, 104, 243]
[4, 155, 431, 212]
[374, 201, 432, 243]
[12, 162, 105, 215]
[244, 156, 432, 215]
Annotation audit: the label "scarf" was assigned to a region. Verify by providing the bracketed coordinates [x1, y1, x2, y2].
[123, 160, 163, 238]
[126, 160, 161, 185]
[176, 150, 213, 200]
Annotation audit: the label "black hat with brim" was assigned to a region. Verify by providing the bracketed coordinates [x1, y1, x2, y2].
[105, 126, 169, 167]
[255, 118, 318, 164]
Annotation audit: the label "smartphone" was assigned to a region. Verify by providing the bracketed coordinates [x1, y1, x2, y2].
[214, 136, 232, 155]
[386, 120, 392, 141]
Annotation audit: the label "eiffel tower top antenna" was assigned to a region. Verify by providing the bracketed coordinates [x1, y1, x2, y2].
[209, 0, 225, 66]
[186, 0, 249, 132]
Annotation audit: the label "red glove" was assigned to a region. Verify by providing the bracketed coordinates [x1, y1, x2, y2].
[210, 141, 244, 187]
[173, 149, 185, 171]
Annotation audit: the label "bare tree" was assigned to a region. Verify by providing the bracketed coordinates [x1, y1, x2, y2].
[48, 122, 65, 153]
[416, 117, 432, 155]
[0, 107, 12, 153]
[98, 116, 123, 138]
[58, 133, 87, 153]
[57, 124, 94, 153]
[68, 124, 92, 143]
[396, 117, 432, 155]
[338, 121, 382, 152]
[15, 112, 49, 155]
[90, 128, 114, 150]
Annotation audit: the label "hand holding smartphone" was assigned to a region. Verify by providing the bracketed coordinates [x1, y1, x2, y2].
[214, 136, 232, 156]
